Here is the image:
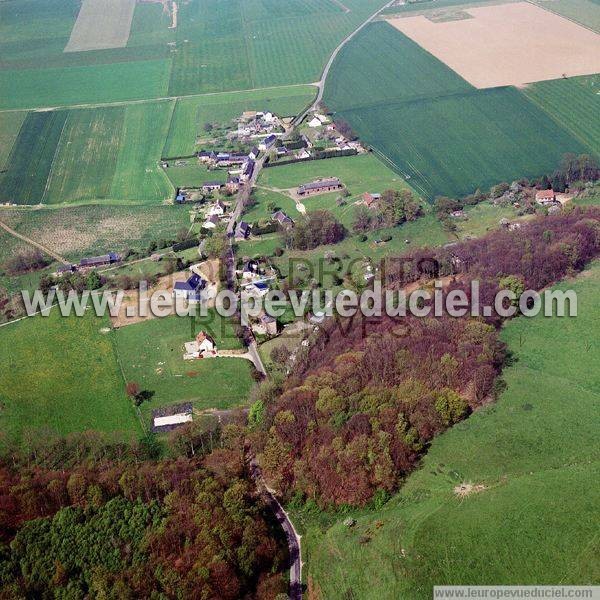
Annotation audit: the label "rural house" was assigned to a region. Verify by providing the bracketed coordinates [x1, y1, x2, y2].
[249, 146, 260, 160]
[252, 313, 278, 336]
[240, 159, 255, 182]
[272, 210, 294, 229]
[207, 200, 226, 216]
[535, 189, 557, 205]
[258, 134, 277, 151]
[152, 402, 193, 433]
[297, 178, 342, 196]
[226, 175, 240, 193]
[202, 214, 220, 229]
[173, 273, 206, 302]
[235, 221, 251, 240]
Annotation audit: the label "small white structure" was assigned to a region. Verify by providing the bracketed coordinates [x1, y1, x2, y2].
[307, 116, 322, 128]
[152, 402, 193, 432]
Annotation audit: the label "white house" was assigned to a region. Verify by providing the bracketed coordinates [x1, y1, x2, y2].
[202, 214, 219, 229]
[173, 273, 206, 302]
[207, 200, 226, 216]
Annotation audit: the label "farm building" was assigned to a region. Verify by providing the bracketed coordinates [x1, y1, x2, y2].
[258, 134, 277, 151]
[298, 178, 342, 196]
[79, 252, 120, 269]
[54, 263, 78, 276]
[202, 214, 220, 229]
[202, 181, 223, 193]
[152, 402, 193, 433]
[240, 159, 255, 182]
[226, 175, 240, 193]
[235, 221, 251, 240]
[535, 189, 557, 205]
[272, 210, 294, 229]
[198, 151, 217, 163]
[173, 273, 206, 302]
[363, 192, 381, 207]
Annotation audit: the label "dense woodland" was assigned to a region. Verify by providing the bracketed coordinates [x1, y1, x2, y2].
[0, 423, 288, 599]
[254, 208, 600, 507]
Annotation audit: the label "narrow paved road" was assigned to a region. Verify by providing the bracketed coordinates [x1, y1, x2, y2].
[0, 219, 69, 265]
[249, 457, 302, 599]
[294, 0, 395, 124]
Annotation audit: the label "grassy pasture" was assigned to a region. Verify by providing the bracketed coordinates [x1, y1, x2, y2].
[295, 260, 600, 597]
[113, 313, 255, 422]
[162, 85, 316, 158]
[0, 310, 140, 446]
[529, 0, 600, 32]
[0, 111, 68, 204]
[524, 74, 600, 156]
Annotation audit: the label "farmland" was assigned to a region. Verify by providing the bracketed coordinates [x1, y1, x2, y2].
[162, 85, 316, 158]
[0, 310, 141, 447]
[524, 74, 600, 156]
[0, 111, 68, 204]
[0, 102, 175, 205]
[113, 313, 255, 422]
[0, 204, 192, 263]
[294, 261, 600, 598]
[324, 22, 589, 198]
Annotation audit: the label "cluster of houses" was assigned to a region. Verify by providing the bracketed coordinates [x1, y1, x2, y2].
[236, 111, 283, 140]
[238, 259, 278, 336]
[55, 252, 121, 276]
[297, 177, 343, 196]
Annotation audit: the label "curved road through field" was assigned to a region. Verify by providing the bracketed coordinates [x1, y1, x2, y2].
[294, 0, 395, 125]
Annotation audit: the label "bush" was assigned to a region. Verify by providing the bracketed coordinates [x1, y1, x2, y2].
[358, 234, 368, 242]
[172, 238, 198, 252]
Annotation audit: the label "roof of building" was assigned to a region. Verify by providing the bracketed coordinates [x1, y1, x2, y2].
[272, 210, 293, 225]
[299, 178, 341, 192]
[536, 189, 556, 199]
[151, 402, 193, 432]
[79, 252, 120, 267]
[203, 181, 223, 188]
[174, 273, 205, 292]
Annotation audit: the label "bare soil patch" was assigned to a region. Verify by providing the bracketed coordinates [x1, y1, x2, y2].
[387, 2, 600, 88]
[64, 0, 136, 52]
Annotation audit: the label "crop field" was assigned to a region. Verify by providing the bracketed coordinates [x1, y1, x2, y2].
[162, 85, 316, 158]
[0, 204, 191, 263]
[0, 111, 26, 170]
[530, 0, 600, 32]
[295, 261, 600, 598]
[0, 310, 141, 447]
[324, 21, 473, 112]
[44, 107, 125, 203]
[109, 101, 174, 202]
[0, 111, 68, 204]
[113, 313, 255, 422]
[387, 2, 600, 89]
[324, 20, 596, 198]
[0, 102, 175, 205]
[524, 75, 600, 156]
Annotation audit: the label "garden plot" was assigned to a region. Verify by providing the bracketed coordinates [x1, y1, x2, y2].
[387, 2, 600, 88]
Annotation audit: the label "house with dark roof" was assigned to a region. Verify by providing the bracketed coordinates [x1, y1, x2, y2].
[79, 252, 120, 269]
[226, 175, 240, 193]
[235, 221, 251, 240]
[202, 181, 223, 193]
[152, 402, 193, 433]
[173, 273, 206, 302]
[297, 178, 342, 196]
[249, 146, 260, 160]
[258, 134, 277, 151]
[202, 213, 220, 229]
[240, 159, 255, 182]
[272, 210, 294, 229]
[54, 263, 78, 276]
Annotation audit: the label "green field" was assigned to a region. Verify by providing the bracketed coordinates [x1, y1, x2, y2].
[164, 164, 228, 188]
[0, 204, 192, 263]
[324, 21, 473, 112]
[294, 261, 600, 597]
[524, 75, 600, 156]
[162, 85, 316, 157]
[0, 111, 68, 204]
[113, 313, 255, 420]
[530, 0, 600, 32]
[0, 111, 26, 170]
[324, 21, 589, 199]
[0, 102, 175, 205]
[0, 310, 140, 446]
[44, 107, 125, 203]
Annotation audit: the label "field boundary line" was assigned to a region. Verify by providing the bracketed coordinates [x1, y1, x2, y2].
[0, 219, 69, 264]
[0, 83, 320, 114]
[41, 112, 69, 204]
[526, 0, 600, 35]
